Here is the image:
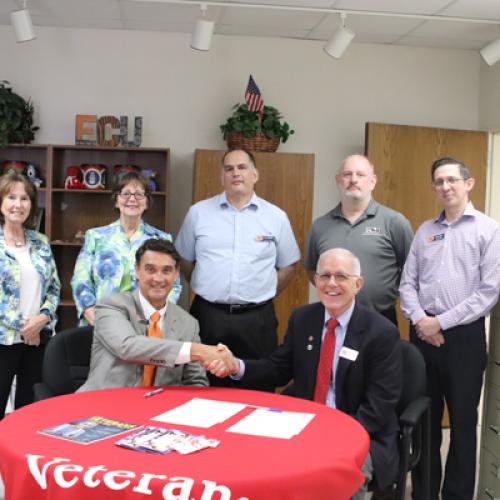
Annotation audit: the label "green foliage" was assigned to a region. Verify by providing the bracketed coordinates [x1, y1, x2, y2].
[220, 103, 295, 143]
[0, 81, 39, 148]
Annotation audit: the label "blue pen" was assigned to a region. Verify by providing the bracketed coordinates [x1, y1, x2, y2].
[245, 404, 283, 412]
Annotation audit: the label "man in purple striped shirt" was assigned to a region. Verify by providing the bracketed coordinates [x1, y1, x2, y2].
[399, 157, 500, 500]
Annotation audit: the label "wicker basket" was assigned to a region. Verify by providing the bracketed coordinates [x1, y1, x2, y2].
[226, 132, 280, 153]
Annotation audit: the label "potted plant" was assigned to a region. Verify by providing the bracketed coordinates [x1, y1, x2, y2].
[0, 81, 38, 149]
[220, 103, 294, 152]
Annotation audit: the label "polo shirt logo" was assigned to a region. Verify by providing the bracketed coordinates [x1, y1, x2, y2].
[428, 233, 445, 243]
[362, 227, 381, 235]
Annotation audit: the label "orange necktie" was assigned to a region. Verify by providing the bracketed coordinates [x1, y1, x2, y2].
[142, 311, 161, 387]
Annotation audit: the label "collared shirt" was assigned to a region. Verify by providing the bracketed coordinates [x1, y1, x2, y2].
[305, 200, 413, 312]
[323, 301, 355, 409]
[233, 301, 356, 407]
[399, 202, 500, 331]
[175, 192, 300, 303]
[138, 291, 191, 364]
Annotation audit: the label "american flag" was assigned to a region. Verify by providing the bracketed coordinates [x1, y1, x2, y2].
[245, 75, 264, 112]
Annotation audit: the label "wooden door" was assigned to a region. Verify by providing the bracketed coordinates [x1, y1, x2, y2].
[193, 149, 315, 343]
[365, 122, 488, 340]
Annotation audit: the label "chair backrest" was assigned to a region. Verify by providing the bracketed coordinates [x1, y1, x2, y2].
[397, 340, 427, 415]
[41, 326, 94, 395]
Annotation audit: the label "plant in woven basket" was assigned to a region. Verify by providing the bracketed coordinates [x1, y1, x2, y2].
[0, 81, 39, 149]
[220, 103, 294, 152]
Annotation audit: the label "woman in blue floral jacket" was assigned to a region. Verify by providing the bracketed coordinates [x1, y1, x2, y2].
[71, 172, 180, 325]
[0, 173, 60, 419]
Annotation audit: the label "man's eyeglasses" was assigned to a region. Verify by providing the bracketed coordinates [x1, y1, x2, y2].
[118, 192, 146, 200]
[315, 272, 358, 284]
[432, 177, 464, 187]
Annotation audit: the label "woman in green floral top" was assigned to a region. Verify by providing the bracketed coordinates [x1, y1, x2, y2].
[0, 173, 60, 419]
[71, 172, 180, 326]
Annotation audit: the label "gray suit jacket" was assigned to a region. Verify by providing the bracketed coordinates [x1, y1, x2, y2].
[78, 290, 208, 391]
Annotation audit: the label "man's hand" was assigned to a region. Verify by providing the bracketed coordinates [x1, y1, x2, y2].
[190, 343, 239, 377]
[205, 344, 240, 378]
[20, 314, 49, 346]
[415, 316, 445, 347]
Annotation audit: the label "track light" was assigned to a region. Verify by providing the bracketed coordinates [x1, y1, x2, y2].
[480, 37, 500, 66]
[324, 13, 354, 59]
[190, 3, 215, 51]
[10, 0, 36, 43]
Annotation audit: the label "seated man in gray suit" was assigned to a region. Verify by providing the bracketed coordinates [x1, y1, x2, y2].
[79, 239, 225, 391]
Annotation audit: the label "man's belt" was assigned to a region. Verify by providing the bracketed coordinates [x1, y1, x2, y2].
[200, 297, 273, 314]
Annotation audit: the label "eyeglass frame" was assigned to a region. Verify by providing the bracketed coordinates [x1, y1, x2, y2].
[432, 176, 465, 187]
[118, 191, 147, 200]
[315, 271, 359, 284]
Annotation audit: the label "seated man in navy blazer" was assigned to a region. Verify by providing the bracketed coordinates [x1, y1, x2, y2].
[209, 248, 402, 498]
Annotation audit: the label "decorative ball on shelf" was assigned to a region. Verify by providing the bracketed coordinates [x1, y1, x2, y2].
[113, 164, 141, 186]
[2, 160, 27, 176]
[64, 165, 84, 190]
[81, 164, 107, 190]
[25, 163, 44, 188]
[141, 168, 157, 192]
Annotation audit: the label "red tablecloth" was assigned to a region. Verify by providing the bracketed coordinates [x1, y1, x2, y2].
[0, 387, 369, 500]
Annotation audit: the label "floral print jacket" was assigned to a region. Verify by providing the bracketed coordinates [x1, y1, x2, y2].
[71, 219, 181, 323]
[0, 225, 61, 345]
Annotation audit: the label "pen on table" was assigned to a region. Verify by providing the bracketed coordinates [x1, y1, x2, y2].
[245, 404, 283, 412]
[143, 388, 164, 398]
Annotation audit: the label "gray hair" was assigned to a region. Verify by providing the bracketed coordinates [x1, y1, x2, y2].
[316, 248, 361, 276]
[338, 154, 375, 176]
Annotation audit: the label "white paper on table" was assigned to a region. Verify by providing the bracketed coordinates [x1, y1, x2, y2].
[226, 409, 316, 439]
[151, 398, 247, 428]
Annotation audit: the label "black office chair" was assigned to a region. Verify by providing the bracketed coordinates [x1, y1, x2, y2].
[393, 340, 431, 500]
[33, 326, 93, 400]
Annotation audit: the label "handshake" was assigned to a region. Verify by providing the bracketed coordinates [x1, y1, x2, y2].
[190, 343, 240, 378]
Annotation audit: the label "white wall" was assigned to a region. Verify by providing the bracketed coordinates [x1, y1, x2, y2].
[1, 25, 482, 237]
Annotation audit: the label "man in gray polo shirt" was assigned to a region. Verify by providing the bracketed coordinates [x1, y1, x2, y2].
[304, 154, 413, 325]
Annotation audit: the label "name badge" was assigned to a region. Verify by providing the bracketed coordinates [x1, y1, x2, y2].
[427, 233, 445, 243]
[339, 347, 359, 361]
[256, 235, 276, 242]
[362, 227, 381, 236]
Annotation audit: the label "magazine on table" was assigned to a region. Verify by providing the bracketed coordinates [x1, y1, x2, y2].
[116, 425, 220, 455]
[39, 416, 140, 444]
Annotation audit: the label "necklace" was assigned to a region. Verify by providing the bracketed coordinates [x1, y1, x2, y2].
[14, 239, 23, 248]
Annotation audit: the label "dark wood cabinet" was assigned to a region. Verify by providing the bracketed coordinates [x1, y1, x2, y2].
[1, 144, 170, 330]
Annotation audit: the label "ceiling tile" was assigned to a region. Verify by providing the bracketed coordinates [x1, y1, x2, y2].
[440, 0, 500, 20]
[410, 19, 500, 42]
[398, 34, 486, 50]
[332, 0, 453, 15]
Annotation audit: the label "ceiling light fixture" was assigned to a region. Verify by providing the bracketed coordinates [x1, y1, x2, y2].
[190, 2, 215, 51]
[10, 0, 36, 43]
[480, 36, 500, 66]
[324, 13, 355, 59]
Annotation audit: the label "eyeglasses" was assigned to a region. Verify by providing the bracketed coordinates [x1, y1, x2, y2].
[118, 192, 146, 200]
[432, 177, 464, 187]
[315, 272, 358, 284]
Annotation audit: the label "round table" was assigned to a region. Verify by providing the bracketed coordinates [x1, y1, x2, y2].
[0, 386, 369, 500]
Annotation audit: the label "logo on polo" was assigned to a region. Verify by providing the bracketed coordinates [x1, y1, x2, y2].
[362, 226, 381, 236]
[26, 454, 250, 500]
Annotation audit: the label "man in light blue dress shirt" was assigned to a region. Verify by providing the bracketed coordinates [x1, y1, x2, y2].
[175, 149, 300, 389]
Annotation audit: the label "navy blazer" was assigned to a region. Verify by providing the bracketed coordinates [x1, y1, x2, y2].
[241, 301, 402, 489]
